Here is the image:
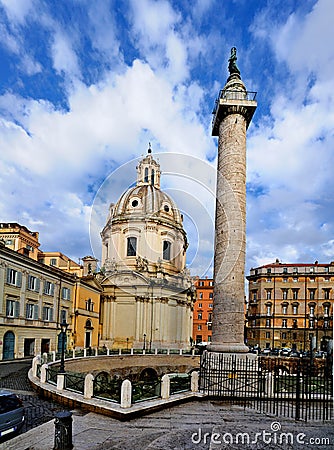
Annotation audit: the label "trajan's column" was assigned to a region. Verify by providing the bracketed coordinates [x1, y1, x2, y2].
[207, 47, 257, 354]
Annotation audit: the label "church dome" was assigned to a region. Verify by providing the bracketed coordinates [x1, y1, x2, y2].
[111, 184, 183, 228]
[101, 146, 188, 275]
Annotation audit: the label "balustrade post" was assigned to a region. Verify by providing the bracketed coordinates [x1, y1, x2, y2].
[130, 348, 134, 355]
[95, 347, 98, 356]
[52, 350, 56, 362]
[179, 349, 183, 355]
[32, 355, 41, 377]
[107, 348, 110, 356]
[119, 348, 122, 355]
[84, 373, 95, 399]
[72, 349, 76, 359]
[167, 349, 170, 355]
[42, 352, 48, 364]
[191, 371, 199, 392]
[84, 348, 87, 357]
[40, 363, 48, 383]
[161, 374, 170, 399]
[120, 379, 132, 408]
[143, 349, 146, 355]
[57, 373, 65, 391]
[155, 348, 158, 355]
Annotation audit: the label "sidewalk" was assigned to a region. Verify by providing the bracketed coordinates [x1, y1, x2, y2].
[1, 400, 333, 450]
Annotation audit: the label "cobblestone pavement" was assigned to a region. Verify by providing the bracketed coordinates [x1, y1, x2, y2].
[0, 360, 68, 436]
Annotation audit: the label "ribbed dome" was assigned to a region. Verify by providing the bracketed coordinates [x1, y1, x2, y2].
[111, 184, 183, 227]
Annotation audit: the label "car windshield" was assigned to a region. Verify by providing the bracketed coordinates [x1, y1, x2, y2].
[0, 395, 22, 414]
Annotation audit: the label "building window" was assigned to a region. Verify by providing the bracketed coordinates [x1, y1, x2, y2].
[293, 277, 298, 283]
[208, 336, 211, 342]
[292, 290, 299, 300]
[27, 275, 40, 292]
[309, 290, 316, 300]
[282, 290, 288, 300]
[26, 303, 38, 320]
[144, 167, 149, 183]
[50, 258, 57, 266]
[198, 281, 204, 286]
[265, 332, 271, 339]
[266, 304, 272, 316]
[282, 332, 287, 340]
[196, 335, 202, 344]
[283, 267, 288, 274]
[293, 267, 298, 273]
[283, 278, 288, 283]
[324, 320, 329, 329]
[323, 289, 330, 300]
[198, 303, 202, 308]
[162, 241, 171, 260]
[309, 305, 315, 317]
[209, 303, 213, 309]
[197, 313, 202, 320]
[266, 278, 272, 282]
[199, 292, 203, 299]
[292, 332, 297, 339]
[208, 312, 212, 322]
[62, 287, 71, 300]
[43, 281, 55, 296]
[209, 281, 214, 286]
[267, 268, 271, 274]
[323, 304, 330, 317]
[266, 290, 272, 300]
[127, 237, 137, 256]
[282, 319, 287, 328]
[86, 299, 94, 312]
[197, 325, 202, 331]
[252, 291, 257, 301]
[282, 304, 288, 315]
[6, 299, 19, 318]
[292, 304, 298, 315]
[309, 277, 315, 282]
[309, 319, 314, 329]
[292, 319, 298, 329]
[60, 309, 67, 323]
[42, 306, 53, 322]
[209, 292, 213, 299]
[6, 268, 22, 287]
[207, 323, 212, 330]
[265, 319, 271, 328]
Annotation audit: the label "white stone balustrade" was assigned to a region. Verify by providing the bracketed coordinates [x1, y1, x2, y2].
[120, 379, 132, 408]
[84, 373, 95, 399]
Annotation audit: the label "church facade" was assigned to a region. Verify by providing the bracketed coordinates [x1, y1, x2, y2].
[99, 148, 195, 350]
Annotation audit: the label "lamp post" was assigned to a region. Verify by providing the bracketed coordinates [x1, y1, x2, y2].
[59, 320, 68, 373]
[143, 333, 146, 351]
[126, 337, 129, 351]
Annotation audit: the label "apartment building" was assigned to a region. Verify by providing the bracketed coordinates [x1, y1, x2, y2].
[246, 260, 333, 352]
[193, 277, 214, 344]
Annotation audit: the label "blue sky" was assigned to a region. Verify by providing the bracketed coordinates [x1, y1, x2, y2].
[0, 0, 333, 277]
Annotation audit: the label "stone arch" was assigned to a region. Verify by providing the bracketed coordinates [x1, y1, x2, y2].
[139, 367, 159, 381]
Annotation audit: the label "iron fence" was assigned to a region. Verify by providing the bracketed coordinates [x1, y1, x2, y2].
[170, 374, 191, 394]
[46, 365, 58, 385]
[64, 372, 85, 394]
[93, 373, 121, 403]
[199, 352, 333, 422]
[132, 379, 161, 403]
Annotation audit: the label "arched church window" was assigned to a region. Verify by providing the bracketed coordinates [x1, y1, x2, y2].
[144, 168, 149, 183]
[163, 240, 171, 260]
[127, 237, 137, 256]
[151, 169, 155, 185]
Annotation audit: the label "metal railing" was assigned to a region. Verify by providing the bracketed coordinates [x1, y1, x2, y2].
[93, 374, 122, 403]
[46, 365, 58, 385]
[170, 374, 191, 394]
[132, 379, 161, 403]
[64, 372, 85, 394]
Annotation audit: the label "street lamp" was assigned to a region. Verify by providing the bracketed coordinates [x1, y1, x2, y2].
[143, 333, 146, 351]
[126, 337, 129, 351]
[59, 320, 69, 373]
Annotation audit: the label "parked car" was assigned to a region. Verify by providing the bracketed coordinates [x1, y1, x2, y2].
[314, 351, 327, 359]
[0, 390, 24, 440]
[261, 348, 271, 356]
[270, 348, 280, 356]
[289, 350, 300, 358]
[281, 347, 291, 357]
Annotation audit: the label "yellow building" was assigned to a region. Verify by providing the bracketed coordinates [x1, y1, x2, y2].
[246, 260, 333, 352]
[0, 242, 74, 359]
[0, 222, 40, 260]
[0, 224, 102, 359]
[37, 251, 101, 349]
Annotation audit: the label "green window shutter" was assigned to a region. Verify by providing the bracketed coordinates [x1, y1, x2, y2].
[6, 300, 10, 316]
[42, 306, 46, 321]
[61, 287, 65, 299]
[26, 304, 29, 318]
[16, 271, 22, 287]
[43, 282, 47, 294]
[33, 304, 39, 320]
[35, 278, 40, 292]
[51, 283, 55, 296]
[6, 268, 11, 284]
[50, 308, 54, 322]
[15, 301, 20, 318]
